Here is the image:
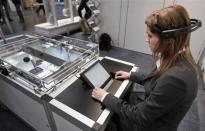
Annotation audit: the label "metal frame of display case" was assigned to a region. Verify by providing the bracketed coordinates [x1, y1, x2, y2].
[0, 33, 136, 131]
[0, 33, 99, 95]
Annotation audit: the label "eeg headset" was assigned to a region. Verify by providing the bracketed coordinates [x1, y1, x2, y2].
[160, 19, 202, 38]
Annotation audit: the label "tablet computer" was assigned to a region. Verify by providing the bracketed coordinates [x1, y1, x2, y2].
[81, 61, 112, 89]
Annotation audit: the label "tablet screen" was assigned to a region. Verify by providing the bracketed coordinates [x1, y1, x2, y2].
[83, 62, 110, 88]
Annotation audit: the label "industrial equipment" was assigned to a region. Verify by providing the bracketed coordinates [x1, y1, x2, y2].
[0, 33, 135, 131]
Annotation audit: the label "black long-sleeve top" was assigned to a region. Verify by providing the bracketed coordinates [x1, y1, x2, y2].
[77, 0, 92, 20]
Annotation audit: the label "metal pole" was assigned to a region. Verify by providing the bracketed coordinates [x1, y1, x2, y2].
[63, 0, 74, 22]
[43, 0, 58, 25]
[68, 0, 74, 22]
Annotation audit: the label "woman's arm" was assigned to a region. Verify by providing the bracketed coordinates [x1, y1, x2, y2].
[100, 75, 186, 126]
[129, 67, 150, 83]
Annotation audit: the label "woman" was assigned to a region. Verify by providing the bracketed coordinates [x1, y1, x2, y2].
[12, 0, 24, 23]
[77, 0, 92, 35]
[0, 0, 13, 24]
[36, 0, 45, 16]
[77, 0, 92, 20]
[92, 5, 199, 131]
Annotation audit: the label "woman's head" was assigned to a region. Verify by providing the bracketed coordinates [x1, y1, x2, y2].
[145, 4, 196, 76]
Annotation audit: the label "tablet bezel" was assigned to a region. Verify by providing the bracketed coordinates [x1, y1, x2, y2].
[80, 60, 112, 89]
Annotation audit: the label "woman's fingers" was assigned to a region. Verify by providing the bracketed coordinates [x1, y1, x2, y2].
[91, 88, 106, 101]
[115, 71, 129, 79]
[115, 71, 123, 78]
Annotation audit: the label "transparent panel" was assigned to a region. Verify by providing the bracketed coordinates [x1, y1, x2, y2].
[0, 32, 99, 94]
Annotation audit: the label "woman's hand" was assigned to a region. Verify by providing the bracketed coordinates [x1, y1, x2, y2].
[91, 88, 107, 101]
[115, 71, 130, 80]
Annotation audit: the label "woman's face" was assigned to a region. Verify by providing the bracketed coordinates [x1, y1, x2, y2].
[145, 29, 160, 52]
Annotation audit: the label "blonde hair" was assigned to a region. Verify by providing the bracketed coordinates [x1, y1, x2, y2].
[145, 5, 197, 77]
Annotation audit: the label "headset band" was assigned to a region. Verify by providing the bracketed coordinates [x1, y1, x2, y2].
[160, 19, 202, 38]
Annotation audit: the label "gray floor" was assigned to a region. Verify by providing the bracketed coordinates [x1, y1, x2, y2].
[0, 9, 205, 131]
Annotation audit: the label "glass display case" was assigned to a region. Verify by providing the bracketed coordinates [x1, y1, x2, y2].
[0, 32, 136, 131]
[0, 33, 99, 94]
